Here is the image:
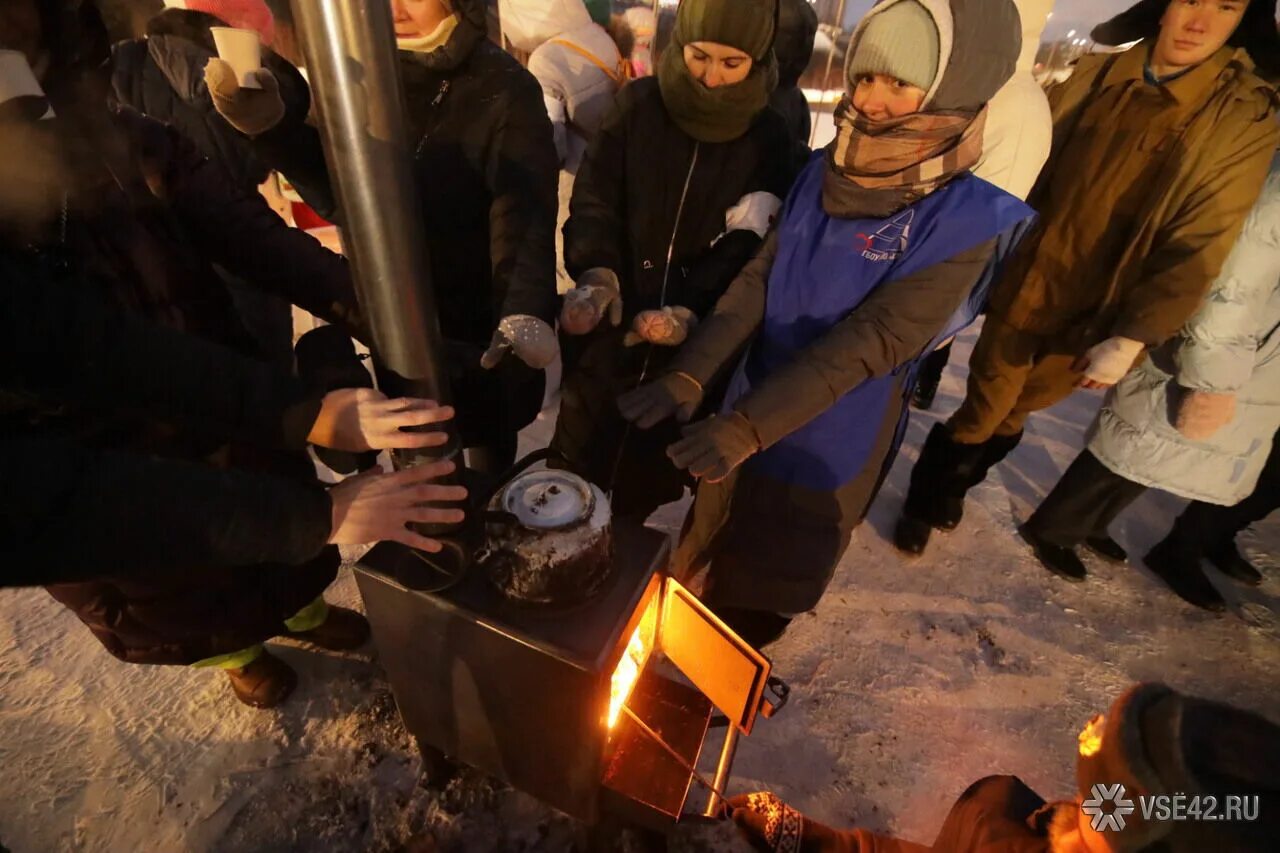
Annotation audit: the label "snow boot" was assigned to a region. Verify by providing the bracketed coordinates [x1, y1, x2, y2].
[285, 605, 371, 651]
[912, 344, 951, 411]
[895, 426, 1021, 555]
[1083, 535, 1128, 565]
[1018, 524, 1087, 582]
[226, 650, 297, 708]
[1145, 537, 1227, 613]
[1206, 541, 1263, 586]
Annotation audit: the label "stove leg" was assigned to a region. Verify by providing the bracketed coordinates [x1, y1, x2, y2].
[703, 727, 740, 817]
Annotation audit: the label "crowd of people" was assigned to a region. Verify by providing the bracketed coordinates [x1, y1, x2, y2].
[2, 0, 1279, 849]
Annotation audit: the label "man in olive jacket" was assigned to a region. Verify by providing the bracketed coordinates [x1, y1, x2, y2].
[895, 0, 1280, 559]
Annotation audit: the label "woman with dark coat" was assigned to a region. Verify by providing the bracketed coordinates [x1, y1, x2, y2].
[207, 0, 562, 473]
[620, 0, 1034, 646]
[0, 0, 387, 707]
[552, 0, 796, 520]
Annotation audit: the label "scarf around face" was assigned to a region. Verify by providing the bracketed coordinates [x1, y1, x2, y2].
[657, 40, 778, 144]
[822, 95, 986, 219]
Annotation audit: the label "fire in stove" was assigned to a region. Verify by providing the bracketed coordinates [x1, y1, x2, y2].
[354, 466, 787, 830]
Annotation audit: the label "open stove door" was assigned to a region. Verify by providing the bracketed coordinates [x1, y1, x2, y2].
[658, 579, 773, 736]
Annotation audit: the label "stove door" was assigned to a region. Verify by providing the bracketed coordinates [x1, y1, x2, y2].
[658, 579, 771, 735]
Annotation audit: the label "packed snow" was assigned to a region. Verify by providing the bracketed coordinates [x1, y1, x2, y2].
[2, 323, 1277, 853]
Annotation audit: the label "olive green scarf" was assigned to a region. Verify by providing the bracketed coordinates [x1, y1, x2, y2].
[657, 43, 777, 144]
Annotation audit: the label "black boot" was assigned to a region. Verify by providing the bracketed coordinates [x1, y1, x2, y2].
[912, 343, 952, 412]
[1206, 541, 1263, 586]
[1018, 524, 1087, 582]
[1145, 538, 1227, 613]
[895, 426, 1022, 555]
[1084, 535, 1128, 565]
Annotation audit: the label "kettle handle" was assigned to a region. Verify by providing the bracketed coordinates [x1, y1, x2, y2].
[471, 447, 573, 511]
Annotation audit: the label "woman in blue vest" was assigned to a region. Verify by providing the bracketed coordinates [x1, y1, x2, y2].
[620, 0, 1034, 646]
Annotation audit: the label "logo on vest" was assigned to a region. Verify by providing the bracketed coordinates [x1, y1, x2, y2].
[855, 210, 913, 262]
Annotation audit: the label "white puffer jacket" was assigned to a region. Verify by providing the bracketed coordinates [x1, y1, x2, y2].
[973, 0, 1054, 200]
[500, 0, 624, 173]
[1087, 156, 1280, 505]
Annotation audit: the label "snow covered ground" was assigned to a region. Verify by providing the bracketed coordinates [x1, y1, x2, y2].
[2, 324, 1277, 853]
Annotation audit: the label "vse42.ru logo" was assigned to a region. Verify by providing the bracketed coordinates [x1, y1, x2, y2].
[1082, 783, 1260, 832]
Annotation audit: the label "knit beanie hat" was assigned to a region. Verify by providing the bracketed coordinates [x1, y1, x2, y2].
[163, 0, 276, 45]
[847, 0, 939, 91]
[1075, 683, 1280, 852]
[675, 0, 778, 63]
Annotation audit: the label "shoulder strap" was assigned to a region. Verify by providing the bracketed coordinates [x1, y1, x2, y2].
[549, 38, 628, 84]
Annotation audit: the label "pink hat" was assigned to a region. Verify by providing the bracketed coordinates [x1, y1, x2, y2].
[170, 0, 276, 46]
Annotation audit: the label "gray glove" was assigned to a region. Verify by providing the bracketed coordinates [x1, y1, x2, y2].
[480, 315, 559, 370]
[623, 306, 697, 347]
[205, 58, 285, 137]
[617, 372, 704, 429]
[667, 412, 760, 483]
[560, 267, 622, 335]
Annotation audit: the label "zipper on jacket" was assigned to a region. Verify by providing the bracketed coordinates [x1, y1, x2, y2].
[657, 143, 700, 310]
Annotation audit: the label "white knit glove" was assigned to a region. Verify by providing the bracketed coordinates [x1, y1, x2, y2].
[560, 267, 622, 335]
[480, 315, 559, 370]
[1077, 337, 1145, 388]
[624, 306, 697, 347]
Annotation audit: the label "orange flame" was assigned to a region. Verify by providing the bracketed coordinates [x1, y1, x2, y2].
[1078, 714, 1105, 758]
[608, 590, 659, 730]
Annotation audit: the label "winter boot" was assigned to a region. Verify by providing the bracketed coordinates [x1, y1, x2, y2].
[1018, 524, 1087, 582]
[285, 605, 371, 651]
[1145, 537, 1227, 613]
[295, 326, 379, 475]
[1206, 540, 1263, 586]
[226, 650, 297, 708]
[1083, 535, 1128, 565]
[894, 426, 1022, 555]
[911, 344, 951, 411]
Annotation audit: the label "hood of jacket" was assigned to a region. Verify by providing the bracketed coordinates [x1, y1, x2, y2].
[499, 0, 592, 54]
[1093, 0, 1280, 80]
[137, 9, 221, 102]
[400, 0, 488, 73]
[775, 0, 820, 89]
[845, 0, 1021, 111]
[1014, 0, 1053, 73]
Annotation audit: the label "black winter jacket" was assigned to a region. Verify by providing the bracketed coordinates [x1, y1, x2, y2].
[248, 0, 561, 344]
[564, 77, 795, 325]
[0, 253, 332, 590]
[110, 9, 310, 194]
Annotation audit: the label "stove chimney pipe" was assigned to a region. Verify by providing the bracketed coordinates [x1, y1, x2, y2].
[293, 0, 469, 585]
[291, 0, 454, 431]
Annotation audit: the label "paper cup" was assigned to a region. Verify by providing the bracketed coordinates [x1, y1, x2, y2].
[211, 27, 263, 89]
[0, 49, 46, 104]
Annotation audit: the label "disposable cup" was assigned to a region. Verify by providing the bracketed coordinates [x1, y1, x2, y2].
[0, 49, 46, 105]
[210, 27, 263, 89]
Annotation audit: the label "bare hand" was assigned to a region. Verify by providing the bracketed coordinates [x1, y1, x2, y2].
[327, 460, 468, 552]
[308, 388, 454, 452]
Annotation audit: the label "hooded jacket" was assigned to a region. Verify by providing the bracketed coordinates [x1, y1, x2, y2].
[666, 0, 1027, 614]
[769, 0, 819, 145]
[500, 0, 624, 173]
[109, 8, 309, 193]
[972, 0, 1052, 200]
[987, 40, 1280, 348]
[1087, 156, 1280, 506]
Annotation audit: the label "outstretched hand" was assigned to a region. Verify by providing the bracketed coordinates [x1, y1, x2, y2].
[617, 372, 704, 429]
[308, 388, 454, 453]
[327, 460, 468, 552]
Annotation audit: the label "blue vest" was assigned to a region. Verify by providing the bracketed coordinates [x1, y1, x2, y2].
[723, 156, 1035, 491]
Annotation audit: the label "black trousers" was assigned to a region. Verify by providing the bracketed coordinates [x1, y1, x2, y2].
[917, 340, 954, 391]
[1167, 430, 1280, 556]
[1025, 450, 1147, 548]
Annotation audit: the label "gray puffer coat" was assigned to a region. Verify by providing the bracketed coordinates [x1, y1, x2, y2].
[1088, 155, 1280, 505]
